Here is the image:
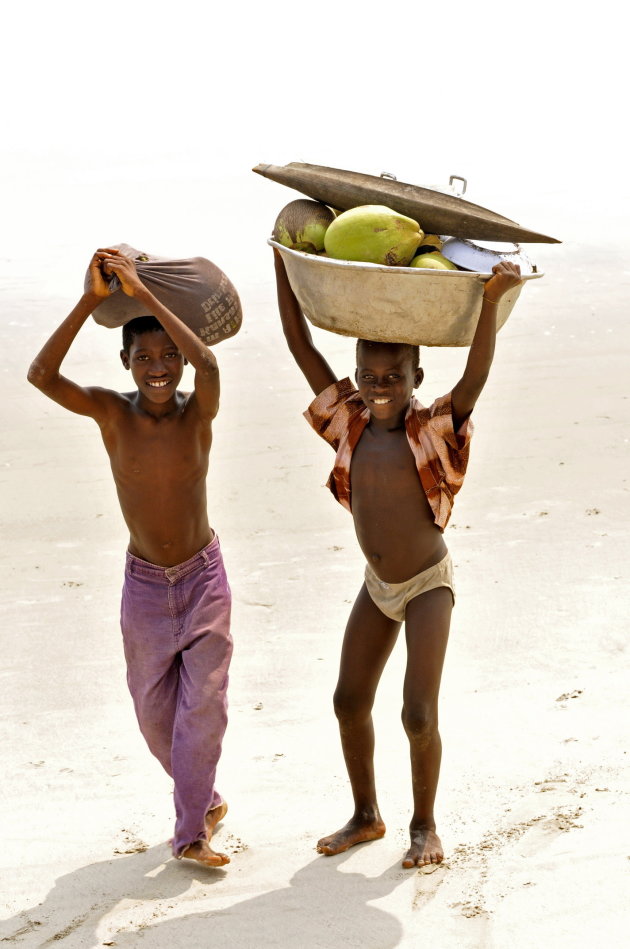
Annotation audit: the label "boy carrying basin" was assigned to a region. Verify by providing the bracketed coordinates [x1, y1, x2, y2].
[274, 247, 522, 867]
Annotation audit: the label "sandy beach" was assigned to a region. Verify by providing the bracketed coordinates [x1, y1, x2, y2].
[1, 178, 629, 949]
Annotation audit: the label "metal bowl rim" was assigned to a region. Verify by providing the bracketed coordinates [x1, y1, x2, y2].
[268, 239, 543, 280]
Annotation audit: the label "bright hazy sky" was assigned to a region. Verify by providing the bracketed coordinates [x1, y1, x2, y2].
[2, 0, 627, 262]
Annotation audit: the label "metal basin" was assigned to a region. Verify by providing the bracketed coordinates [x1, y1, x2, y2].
[271, 240, 543, 347]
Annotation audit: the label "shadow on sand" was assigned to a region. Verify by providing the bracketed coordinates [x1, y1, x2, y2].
[0, 843, 407, 948]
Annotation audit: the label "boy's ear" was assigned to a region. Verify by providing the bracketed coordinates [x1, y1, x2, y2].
[414, 367, 424, 388]
[120, 350, 130, 370]
[184, 357, 189, 366]
[354, 368, 358, 385]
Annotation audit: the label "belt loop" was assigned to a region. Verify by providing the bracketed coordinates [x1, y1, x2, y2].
[201, 548, 209, 566]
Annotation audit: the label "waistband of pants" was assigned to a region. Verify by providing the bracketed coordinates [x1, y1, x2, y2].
[125, 534, 221, 583]
[364, 551, 451, 591]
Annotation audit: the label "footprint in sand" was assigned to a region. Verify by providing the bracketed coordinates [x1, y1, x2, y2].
[412, 863, 447, 910]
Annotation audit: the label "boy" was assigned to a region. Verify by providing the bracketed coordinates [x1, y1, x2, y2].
[273, 248, 522, 868]
[28, 248, 233, 867]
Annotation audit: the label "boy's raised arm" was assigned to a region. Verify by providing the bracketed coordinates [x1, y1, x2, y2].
[27, 250, 120, 420]
[451, 261, 522, 431]
[100, 250, 221, 420]
[273, 249, 337, 396]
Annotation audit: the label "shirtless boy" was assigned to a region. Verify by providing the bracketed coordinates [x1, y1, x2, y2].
[28, 248, 233, 867]
[274, 248, 522, 867]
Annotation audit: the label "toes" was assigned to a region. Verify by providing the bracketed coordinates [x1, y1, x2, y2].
[317, 843, 340, 856]
[403, 848, 443, 868]
[181, 842, 231, 867]
[202, 851, 230, 867]
[316, 836, 340, 855]
[202, 852, 230, 867]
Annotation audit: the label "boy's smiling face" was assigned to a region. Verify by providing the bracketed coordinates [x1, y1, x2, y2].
[120, 329, 186, 403]
[355, 341, 423, 423]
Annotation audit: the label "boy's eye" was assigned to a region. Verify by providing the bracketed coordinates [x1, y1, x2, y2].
[164, 352, 178, 359]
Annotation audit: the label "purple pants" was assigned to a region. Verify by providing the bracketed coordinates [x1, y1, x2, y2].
[120, 535, 232, 857]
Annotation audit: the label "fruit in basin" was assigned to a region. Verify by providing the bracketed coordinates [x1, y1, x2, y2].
[324, 205, 424, 266]
[272, 199, 335, 253]
[410, 251, 458, 270]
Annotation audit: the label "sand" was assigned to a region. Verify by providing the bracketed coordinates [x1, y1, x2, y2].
[1, 234, 628, 948]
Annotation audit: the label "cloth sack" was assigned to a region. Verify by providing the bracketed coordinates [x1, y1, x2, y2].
[88, 243, 242, 346]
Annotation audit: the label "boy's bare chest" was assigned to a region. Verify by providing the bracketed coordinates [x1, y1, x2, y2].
[351, 426, 420, 492]
[103, 412, 210, 485]
[350, 424, 437, 541]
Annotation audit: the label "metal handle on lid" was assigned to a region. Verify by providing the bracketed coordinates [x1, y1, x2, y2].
[449, 175, 467, 195]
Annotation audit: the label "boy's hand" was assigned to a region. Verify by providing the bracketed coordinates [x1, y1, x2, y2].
[85, 250, 115, 299]
[483, 260, 522, 302]
[96, 248, 146, 298]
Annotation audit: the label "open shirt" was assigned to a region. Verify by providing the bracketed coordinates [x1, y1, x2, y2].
[304, 377, 473, 531]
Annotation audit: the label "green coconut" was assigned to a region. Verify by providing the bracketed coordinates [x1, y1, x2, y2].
[324, 205, 424, 266]
[410, 251, 459, 271]
[272, 199, 336, 253]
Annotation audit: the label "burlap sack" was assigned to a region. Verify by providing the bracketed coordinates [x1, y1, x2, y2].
[88, 244, 242, 346]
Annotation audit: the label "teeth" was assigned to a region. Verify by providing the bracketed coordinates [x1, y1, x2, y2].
[148, 380, 169, 387]
[372, 398, 391, 404]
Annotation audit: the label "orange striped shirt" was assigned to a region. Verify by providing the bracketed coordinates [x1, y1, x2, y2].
[304, 378, 473, 531]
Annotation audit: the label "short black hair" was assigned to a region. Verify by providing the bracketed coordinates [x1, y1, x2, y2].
[122, 316, 165, 353]
[356, 338, 420, 371]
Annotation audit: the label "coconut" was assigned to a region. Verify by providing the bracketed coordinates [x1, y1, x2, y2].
[272, 199, 336, 253]
[324, 205, 424, 266]
[410, 251, 459, 271]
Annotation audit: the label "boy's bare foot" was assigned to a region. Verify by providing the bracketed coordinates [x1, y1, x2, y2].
[177, 800, 230, 867]
[168, 801, 230, 866]
[206, 800, 228, 835]
[181, 839, 230, 867]
[402, 826, 443, 868]
[317, 815, 386, 856]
